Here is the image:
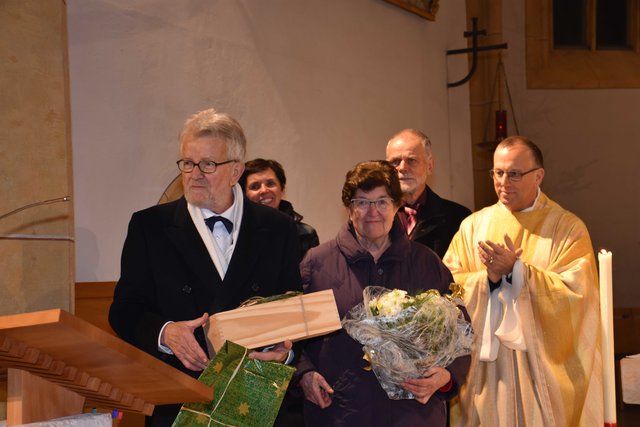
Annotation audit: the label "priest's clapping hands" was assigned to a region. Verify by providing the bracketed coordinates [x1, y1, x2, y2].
[477, 233, 523, 283]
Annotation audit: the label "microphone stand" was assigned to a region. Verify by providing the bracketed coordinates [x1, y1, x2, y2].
[0, 196, 74, 241]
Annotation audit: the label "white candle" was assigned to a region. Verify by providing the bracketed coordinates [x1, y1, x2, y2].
[598, 249, 616, 425]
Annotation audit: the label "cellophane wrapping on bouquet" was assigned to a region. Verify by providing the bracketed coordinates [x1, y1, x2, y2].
[172, 340, 294, 427]
[342, 286, 473, 400]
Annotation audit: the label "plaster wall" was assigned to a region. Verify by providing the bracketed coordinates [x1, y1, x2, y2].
[68, 0, 473, 282]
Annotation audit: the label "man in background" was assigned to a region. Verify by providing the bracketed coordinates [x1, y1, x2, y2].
[444, 136, 603, 426]
[386, 129, 471, 258]
[109, 108, 302, 426]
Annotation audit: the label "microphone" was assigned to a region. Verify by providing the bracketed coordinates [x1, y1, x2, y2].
[0, 196, 71, 221]
[0, 196, 73, 241]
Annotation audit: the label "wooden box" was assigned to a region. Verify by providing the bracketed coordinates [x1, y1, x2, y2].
[204, 289, 341, 354]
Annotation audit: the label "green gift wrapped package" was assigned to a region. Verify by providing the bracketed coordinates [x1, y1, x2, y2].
[172, 340, 295, 427]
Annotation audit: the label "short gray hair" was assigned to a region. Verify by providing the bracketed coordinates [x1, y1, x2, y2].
[179, 108, 246, 161]
[387, 128, 432, 157]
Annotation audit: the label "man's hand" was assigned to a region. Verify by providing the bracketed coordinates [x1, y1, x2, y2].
[248, 340, 293, 363]
[478, 233, 523, 282]
[402, 366, 451, 404]
[161, 312, 209, 371]
[300, 371, 334, 408]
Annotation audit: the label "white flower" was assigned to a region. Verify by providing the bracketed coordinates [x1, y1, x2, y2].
[369, 289, 413, 317]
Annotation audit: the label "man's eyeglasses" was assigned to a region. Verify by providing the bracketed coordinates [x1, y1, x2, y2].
[350, 197, 395, 213]
[176, 159, 236, 174]
[489, 168, 540, 182]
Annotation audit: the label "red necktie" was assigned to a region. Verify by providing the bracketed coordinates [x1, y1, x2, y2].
[403, 206, 417, 235]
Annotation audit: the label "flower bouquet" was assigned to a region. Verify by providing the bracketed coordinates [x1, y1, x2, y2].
[342, 286, 473, 400]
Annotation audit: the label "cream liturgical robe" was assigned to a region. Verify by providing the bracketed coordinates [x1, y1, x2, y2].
[444, 192, 603, 427]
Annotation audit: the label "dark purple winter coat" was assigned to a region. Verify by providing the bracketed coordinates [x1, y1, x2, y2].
[295, 219, 470, 427]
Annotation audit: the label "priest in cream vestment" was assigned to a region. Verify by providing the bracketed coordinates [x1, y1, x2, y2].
[444, 136, 603, 427]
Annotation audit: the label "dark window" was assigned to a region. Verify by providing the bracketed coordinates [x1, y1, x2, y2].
[596, 0, 630, 49]
[553, 0, 588, 48]
[553, 0, 631, 50]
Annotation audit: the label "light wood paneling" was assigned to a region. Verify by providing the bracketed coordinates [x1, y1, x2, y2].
[0, 309, 212, 423]
[74, 282, 144, 426]
[7, 369, 86, 425]
[75, 282, 117, 335]
[615, 307, 640, 355]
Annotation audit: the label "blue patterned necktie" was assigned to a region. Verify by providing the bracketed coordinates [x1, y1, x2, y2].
[205, 216, 233, 233]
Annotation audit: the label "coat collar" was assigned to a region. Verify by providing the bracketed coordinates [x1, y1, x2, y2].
[416, 185, 447, 221]
[164, 198, 222, 306]
[336, 217, 411, 265]
[163, 197, 275, 312]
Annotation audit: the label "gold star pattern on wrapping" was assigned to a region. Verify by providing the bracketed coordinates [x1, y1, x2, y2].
[274, 379, 290, 398]
[212, 361, 224, 374]
[238, 402, 250, 416]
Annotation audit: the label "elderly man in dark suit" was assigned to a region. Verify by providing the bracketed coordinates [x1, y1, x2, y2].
[109, 108, 302, 426]
[386, 129, 471, 258]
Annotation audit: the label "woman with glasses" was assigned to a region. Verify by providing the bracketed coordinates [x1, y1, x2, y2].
[295, 160, 470, 427]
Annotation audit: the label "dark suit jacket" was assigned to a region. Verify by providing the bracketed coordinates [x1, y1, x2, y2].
[109, 196, 302, 425]
[411, 186, 471, 259]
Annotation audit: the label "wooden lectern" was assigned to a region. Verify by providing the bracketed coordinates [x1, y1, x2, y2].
[0, 309, 213, 426]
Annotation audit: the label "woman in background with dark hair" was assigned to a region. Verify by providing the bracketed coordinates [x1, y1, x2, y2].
[240, 158, 319, 426]
[240, 158, 319, 258]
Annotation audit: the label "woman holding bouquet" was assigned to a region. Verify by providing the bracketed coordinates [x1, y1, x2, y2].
[295, 160, 470, 426]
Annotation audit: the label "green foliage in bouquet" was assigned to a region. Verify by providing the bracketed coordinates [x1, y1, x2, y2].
[343, 286, 473, 400]
[368, 289, 458, 362]
[172, 340, 294, 427]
